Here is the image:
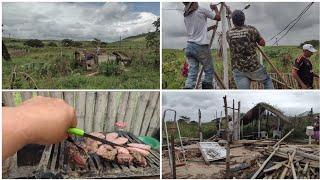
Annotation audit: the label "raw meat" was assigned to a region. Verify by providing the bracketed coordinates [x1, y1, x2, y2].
[112, 137, 128, 145]
[131, 152, 148, 167]
[96, 144, 117, 161]
[127, 143, 151, 151]
[117, 153, 134, 165]
[116, 146, 130, 155]
[105, 132, 118, 141]
[127, 147, 150, 156]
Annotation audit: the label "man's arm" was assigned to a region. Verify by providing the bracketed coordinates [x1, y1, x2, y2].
[292, 68, 308, 89]
[202, 6, 220, 21]
[252, 27, 265, 46]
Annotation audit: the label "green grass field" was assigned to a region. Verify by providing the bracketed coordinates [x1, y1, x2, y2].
[162, 46, 320, 89]
[2, 35, 159, 89]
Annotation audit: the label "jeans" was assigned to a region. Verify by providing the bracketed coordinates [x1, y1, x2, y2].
[184, 42, 214, 89]
[233, 65, 274, 89]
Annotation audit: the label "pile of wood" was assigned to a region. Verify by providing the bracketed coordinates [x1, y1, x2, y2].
[261, 145, 320, 179]
[250, 129, 320, 179]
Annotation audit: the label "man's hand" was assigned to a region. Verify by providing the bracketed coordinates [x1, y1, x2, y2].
[3, 96, 77, 160]
[210, 4, 218, 11]
[210, 3, 221, 21]
[18, 96, 77, 144]
[214, 14, 221, 21]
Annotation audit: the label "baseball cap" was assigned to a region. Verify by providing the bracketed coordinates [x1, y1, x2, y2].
[303, 44, 317, 53]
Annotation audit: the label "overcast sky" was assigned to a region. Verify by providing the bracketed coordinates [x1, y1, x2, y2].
[163, 91, 320, 122]
[2, 2, 159, 42]
[162, 2, 319, 49]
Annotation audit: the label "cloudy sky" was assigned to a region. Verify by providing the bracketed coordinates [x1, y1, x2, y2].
[163, 91, 320, 122]
[162, 2, 319, 49]
[2, 2, 159, 42]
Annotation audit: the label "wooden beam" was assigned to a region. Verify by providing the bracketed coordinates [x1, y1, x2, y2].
[221, 4, 229, 88]
[223, 96, 230, 178]
[256, 45, 292, 89]
[251, 146, 280, 179]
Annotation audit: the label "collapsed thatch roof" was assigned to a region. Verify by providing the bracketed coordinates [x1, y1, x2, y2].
[241, 102, 289, 125]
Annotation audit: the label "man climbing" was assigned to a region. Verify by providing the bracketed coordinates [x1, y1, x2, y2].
[183, 2, 221, 89]
[226, 10, 274, 89]
[292, 44, 319, 89]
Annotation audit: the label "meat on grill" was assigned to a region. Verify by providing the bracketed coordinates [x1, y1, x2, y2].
[96, 144, 117, 161]
[66, 141, 88, 167]
[106, 132, 128, 145]
[105, 132, 118, 141]
[112, 137, 128, 145]
[68, 132, 151, 167]
[131, 151, 148, 167]
[116, 146, 130, 155]
[116, 153, 134, 165]
[85, 132, 105, 153]
[127, 143, 151, 151]
[127, 147, 150, 156]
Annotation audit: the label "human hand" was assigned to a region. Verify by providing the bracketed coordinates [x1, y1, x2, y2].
[16, 96, 77, 145]
[210, 4, 218, 11]
[214, 14, 221, 21]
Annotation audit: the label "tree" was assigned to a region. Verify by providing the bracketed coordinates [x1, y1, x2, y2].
[47, 42, 58, 47]
[145, 18, 160, 67]
[299, 40, 319, 48]
[73, 41, 83, 47]
[24, 39, 44, 48]
[61, 39, 74, 47]
[92, 38, 101, 47]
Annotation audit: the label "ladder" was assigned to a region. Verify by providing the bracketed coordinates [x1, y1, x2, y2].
[163, 109, 188, 178]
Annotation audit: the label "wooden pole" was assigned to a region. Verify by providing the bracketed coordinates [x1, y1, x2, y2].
[238, 101, 241, 140]
[198, 109, 203, 142]
[221, 5, 229, 88]
[232, 99, 235, 140]
[171, 135, 176, 179]
[223, 96, 230, 178]
[258, 106, 261, 139]
[251, 146, 280, 179]
[256, 45, 291, 89]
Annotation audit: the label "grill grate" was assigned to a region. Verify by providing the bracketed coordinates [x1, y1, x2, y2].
[12, 131, 160, 179]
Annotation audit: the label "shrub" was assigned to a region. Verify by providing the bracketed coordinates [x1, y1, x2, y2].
[99, 62, 121, 76]
[61, 39, 74, 47]
[73, 41, 83, 47]
[24, 39, 44, 48]
[47, 42, 58, 47]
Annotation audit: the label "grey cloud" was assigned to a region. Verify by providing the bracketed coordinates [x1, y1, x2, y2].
[3, 2, 158, 41]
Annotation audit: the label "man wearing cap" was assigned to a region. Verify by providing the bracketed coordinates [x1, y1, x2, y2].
[226, 10, 274, 89]
[292, 44, 319, 89]
[183, 2, 221, 89]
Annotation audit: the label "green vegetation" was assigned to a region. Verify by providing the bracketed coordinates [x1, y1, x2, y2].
[3, 32, 159, 89]
[165, 120, 217, 139]
[162, 46, 320, 89]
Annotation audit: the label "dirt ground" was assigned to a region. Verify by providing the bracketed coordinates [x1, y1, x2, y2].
[162, 143, 263, 179]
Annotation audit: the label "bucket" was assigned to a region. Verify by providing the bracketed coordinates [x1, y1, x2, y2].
[306, 126, 314, 136]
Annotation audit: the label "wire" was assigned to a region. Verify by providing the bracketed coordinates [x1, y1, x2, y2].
[272, 2, 314, 45]
[267, 2, 314, 43]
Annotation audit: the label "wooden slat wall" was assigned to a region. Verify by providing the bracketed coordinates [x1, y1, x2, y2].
[2, 91, 160, 136]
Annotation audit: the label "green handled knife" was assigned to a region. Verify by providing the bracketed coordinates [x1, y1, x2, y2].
[67, 128, 125, 147]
